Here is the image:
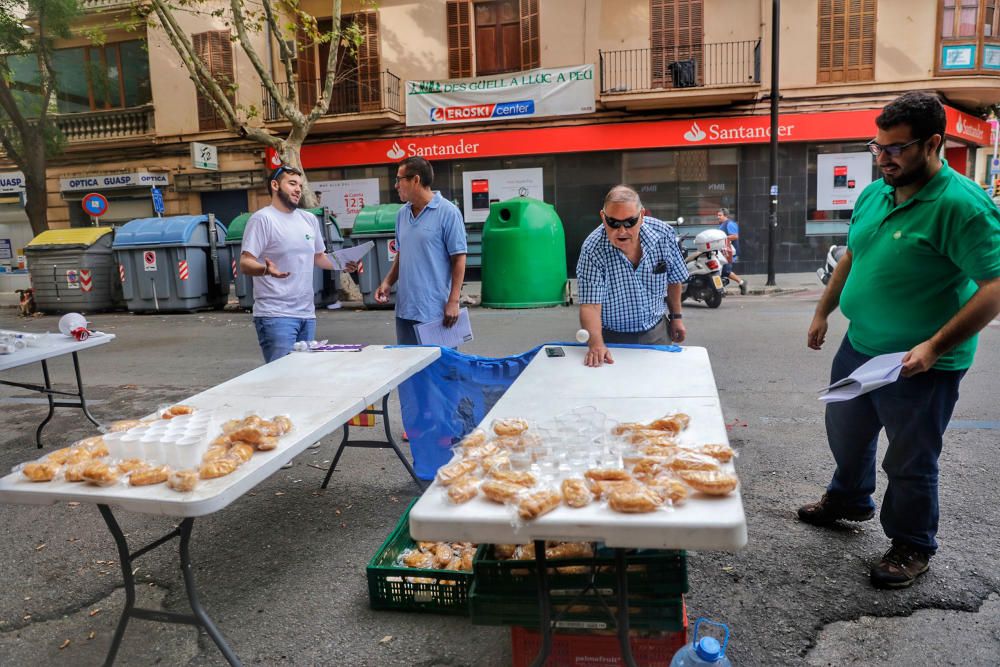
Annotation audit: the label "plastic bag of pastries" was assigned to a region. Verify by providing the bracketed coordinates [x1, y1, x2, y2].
[458, 428, 487, 449]
[129, 464, 171, 487]
[480, 479, 525, 504]
[560, 478, 592, 508]
[161, 404, 196, 419]
[107, 419, 146, 433]
[647, 412, 690, 435]
[668, 450, 721, 472]
[21, 460, 61, 482]
[446, 475, 480, 504]
[608, 482, 663, 514]
[517, 488, 562, 520]
[167, 469, 199, 492]
[435, 458, 478, 486]
[199, 455, 240, 480]
[81, 460, 121, 486]
[678, 470, 739, 496]
[700, 443, 735, 462]
[489, 469, 536, 487]
[492, 417, 529, 436]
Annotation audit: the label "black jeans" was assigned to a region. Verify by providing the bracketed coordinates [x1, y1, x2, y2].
[601, 318, 668, 346]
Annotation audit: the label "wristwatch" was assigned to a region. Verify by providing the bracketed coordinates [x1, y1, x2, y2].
[667, 313, 683, 321]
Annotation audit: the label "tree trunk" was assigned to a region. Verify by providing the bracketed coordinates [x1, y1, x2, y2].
[277, 130, 319, 208]
[22, 133, 50, 236]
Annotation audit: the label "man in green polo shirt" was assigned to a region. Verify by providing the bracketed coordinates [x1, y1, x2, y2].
[798, 92, 1000, 589]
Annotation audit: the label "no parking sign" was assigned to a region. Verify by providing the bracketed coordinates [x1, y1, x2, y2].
[388, 238, 398, 262]
[81, 193, 108, 219]
[143, 250, 157, 272]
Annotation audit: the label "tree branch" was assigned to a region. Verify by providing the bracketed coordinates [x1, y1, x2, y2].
[311, 0, 343, 124]
[262, 0, 295, 103]
[229, 0, 302, 125]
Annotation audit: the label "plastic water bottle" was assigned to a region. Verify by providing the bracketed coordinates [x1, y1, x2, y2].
[670, 618, 732, 666]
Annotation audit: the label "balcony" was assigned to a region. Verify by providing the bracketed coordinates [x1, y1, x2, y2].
[79, 0, 135, 13]
[599, 41, 761, 110]
[262, 70, 403, 131]
[0, 105, 154, 153]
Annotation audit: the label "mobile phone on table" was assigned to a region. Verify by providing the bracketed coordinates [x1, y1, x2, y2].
[545, 347, 565, 357]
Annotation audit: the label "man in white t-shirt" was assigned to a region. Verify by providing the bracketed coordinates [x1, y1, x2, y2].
[240, 166, 356, 363]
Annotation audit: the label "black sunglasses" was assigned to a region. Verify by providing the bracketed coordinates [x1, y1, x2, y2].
[866, 138, 923, 158]
[602, 211, 642, 229]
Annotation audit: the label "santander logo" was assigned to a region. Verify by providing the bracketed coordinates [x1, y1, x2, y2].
[386, 141, 406, 160]
[683, 122, 707, 142]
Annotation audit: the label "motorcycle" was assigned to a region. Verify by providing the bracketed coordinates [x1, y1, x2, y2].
[677, 228, 729, 309]
[816, 245, 847, 285]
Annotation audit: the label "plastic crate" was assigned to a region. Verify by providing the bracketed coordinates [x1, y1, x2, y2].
[473, 543, 688, 598]
[469, 580, 685, 631]
[510, 619, 688, 667]
[366, 500, 474, 615]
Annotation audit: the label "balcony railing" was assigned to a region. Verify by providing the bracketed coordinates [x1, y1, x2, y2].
[262, 70, 402, 122]
[600, 41, 761, 95]
[0, 105, 154, 148]
[80, 0, 135, 12]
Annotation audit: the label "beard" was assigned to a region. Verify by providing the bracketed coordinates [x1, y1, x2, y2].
[881, 156, 931, 188]
[277, 188, 300, 209]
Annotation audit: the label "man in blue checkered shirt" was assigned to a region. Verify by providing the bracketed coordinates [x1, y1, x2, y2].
[576, 185, 689, 367]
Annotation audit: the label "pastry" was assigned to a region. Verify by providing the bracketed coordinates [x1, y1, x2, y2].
[494, 544, 519, 560]
[117, 458, 147, 474]
[163, 405, 195, 418]
[481, 479, 524, 504]
[199, 457, 239, 479]
[560, 478, 592, 508]
[228, 426, 265, 444]
[22, 461, 60, 482]
[82, 461, 121, 486]
[546, 542, 593, 559]
[647, 477, 689, 504]
[401, 549, 434, 569]
[492, 418, 529, 436]
[44, 447, 77, 465]
[210, 434, 232, 448]
[668, 451, 721, 472]
[167, 469, 198, 492]
[462, 442, 499, 460]
[489, 469, 536, 487]
[416, 541, 437, 552]
[221, 418, 244, 434]
[108, 419, 145, 432]
[203, 445, 231, 462]
[64, 461, 89, 482]
[640, 443, 680, 457]
[270, 415, 293, 435]
[628, 429, 677, 445]
[612, 422, 646, 435]
[492, 434, 526, 452]
[447, 475, 480, 504]
[479, 451, 511, 474]
[129, 465, 170, 486]
[586, 479, 630, 500]
[255, 436, 278, 451]
[584, 468, 632, 482]
[631, 458, 667, 482]
[608, 483, 663, 513]
[700, 443, 735, 462]
[517, 489, 562, 520]
[436, 459, 478, 486]
[679, 470, 739, 495]
[460, 550, 475, 571]
[433, 543, 454, 568]
[648, 413, 690, 434]
[229, 442, 254, 463]
[77, 435, 106, 452]
[459, 428, 487, 448]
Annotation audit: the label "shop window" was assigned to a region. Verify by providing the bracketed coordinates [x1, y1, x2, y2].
[937, 0, 1000, 72]
[52, 40, 151, 113]
[650, 0, 704, 88]
[446, 0, 540, 78]
[817, 0, 877, 84]
[193, 31, 235, 132]
[806, 142, 878, 236]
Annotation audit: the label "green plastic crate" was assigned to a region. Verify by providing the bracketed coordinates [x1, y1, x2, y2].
[366, 500, 474, 615]
[472, 544, 688, 598]
[469, 580, 685, 631]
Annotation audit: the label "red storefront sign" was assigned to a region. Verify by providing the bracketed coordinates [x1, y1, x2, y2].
[273, 106, 991, 170]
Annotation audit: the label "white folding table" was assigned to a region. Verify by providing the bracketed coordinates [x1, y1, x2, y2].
[0, 333, 115, 447]
[409, 344, 748, 667]
[0, 344, 439, 667]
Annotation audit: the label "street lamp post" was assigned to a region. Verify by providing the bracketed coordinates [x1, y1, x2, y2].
[767, 0, 780, 286]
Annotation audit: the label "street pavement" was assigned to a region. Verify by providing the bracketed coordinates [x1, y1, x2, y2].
[1, 282, 998, 666]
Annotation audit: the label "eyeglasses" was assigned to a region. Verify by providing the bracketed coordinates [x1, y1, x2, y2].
[395, 175, 415, 184]
[866, 138, 923, 158]
[602, 211, 642, 229]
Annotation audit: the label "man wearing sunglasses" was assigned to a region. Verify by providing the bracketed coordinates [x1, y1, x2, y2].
[576, 185, 688, 367]
[800, 92, 1000, 589]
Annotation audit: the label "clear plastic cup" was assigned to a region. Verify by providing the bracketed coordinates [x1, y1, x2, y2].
[170, 435, 205, 470]
[103, 431, 128, 460]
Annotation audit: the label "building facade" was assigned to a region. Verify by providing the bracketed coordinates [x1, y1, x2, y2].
[1, 0, 997, 277]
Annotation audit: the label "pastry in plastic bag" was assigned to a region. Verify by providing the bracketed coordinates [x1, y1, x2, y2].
[648, 413, 690, 435]
[436, 459, 478, 486]
[489, 469, 536, 487]
[228, 442, 254, 463]
[162, 404, 195, 419]
[82, 461, 121, 486]
[494, 544, 519, 560]
[640, 443, 680, 457]
[462, 442, 500, 460]
[129, 465, 170, 487]
[492, 418, 529, 436]
[560, 478, 592, 508]
[479, 451, 511, 475]
[108, 419, 145, 433]
[255, 435, 278, 451]
[700, 443, 735, 462]
[64, 461, 89, 482]
[401, 549, 434, 569]
[679, 470, 739, 495]
[584, 468, 632, 482]
[481, 479, 524, 504]
[447, 475, 480, 504]
[647, 477, 689, 504]
[459, 428, 487, 449]
[492, 434, 526, 452]
[167, 469, 199, 492]
[200, 456, 239, 480]
[229, 426, 266, 445]
[612, 422, 646, 435]
[608, 483, 663, 513]
[631, 458, 667, 482]
[268, 415, 293, 436]
[586, 478, 630, 500]
[22, 461, 60, 482]
[628, 430, 678, 445]
[517, 489, 562, 520]
[546, 542, 593, 559]
[433, 543, 454, 568]
[117, 458, 147, 474]
[668, 451, 721, 472]
[203, 445, 231, 462]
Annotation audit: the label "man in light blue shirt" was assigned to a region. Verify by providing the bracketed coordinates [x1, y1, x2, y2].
[375, 157, 467, 343]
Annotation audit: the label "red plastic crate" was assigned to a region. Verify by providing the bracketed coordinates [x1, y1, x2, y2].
[510, 600, 688, 667]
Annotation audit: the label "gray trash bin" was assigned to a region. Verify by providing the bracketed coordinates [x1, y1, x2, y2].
[112, 215, 230, 313]
[25, 227, 125, 314]
[351, 203, 401, 308]
[225, 213, 254, 310]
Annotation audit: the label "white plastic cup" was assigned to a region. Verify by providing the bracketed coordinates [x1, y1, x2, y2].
[103, 431, 128, 460]
[120, 429, 147, 459]
[140, 433, 165, 465]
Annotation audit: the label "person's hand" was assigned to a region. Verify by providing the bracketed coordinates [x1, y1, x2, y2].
[901, 340, 940, 377]
[264, 258, 289, 279]
[344, 260, 359, 273]
[584, 343, 614, 368]
[668, 319, 686, 343]
[442, 299, 460, 327]
[807, 314, 828, 350]
[374, 282, 391, 304]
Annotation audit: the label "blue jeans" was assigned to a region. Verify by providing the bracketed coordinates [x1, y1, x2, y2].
[824, 337, 965, 553]
[253, 317, 316, 363]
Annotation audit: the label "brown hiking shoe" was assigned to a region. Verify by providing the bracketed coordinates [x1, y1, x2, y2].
[797, 493, 875, 525]
[870, 543, 930, 589]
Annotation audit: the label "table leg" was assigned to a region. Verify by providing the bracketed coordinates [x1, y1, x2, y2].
[321, 424, 350, 489]
[71, 352, 101, 428]
[530, 539, 552, 667]
[34, 360, 56, 448]
[614, 548, 638, 667]
[96, 505, 242, 667]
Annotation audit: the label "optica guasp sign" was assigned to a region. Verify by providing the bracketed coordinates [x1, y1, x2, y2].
[405, 64, 595, 127]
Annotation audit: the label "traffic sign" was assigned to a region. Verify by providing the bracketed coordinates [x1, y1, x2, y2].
[151, 186, 165, 215]
[82, 193, 108, 218]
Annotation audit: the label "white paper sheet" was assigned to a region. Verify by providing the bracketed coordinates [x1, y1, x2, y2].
[414, 308, 473, 348]
[819, 351, 906, 403]
[327, 241, 375, 270]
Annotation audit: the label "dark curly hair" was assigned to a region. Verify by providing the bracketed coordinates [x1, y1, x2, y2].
[875, 92, 946, 141]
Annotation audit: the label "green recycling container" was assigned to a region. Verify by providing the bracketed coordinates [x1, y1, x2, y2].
[481, 197, 567, 308]
[351, 203, 403, 308]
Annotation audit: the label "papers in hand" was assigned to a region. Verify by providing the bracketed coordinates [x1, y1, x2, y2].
[818, 352, 906, 403]
[327, 241, 375, 271]
[415, 308, 474, 348]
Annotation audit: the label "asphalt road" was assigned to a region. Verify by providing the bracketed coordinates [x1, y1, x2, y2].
[1, 288, 998, 666]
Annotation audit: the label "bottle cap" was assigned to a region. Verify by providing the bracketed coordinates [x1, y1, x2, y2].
[695, 636, 722, 662]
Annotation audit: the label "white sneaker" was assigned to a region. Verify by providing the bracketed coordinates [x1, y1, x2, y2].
[326, 302, 342, 310]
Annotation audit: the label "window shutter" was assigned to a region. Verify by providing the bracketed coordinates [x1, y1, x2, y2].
[520, 0, 540, 69]
[447, 1, 473, 78]
[296, 27, 318, 114]
[356, 11, 381, 112]
[650, 0, 703, 88]
[817, 0, 876, 83]
[194, 30, 234, 131]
